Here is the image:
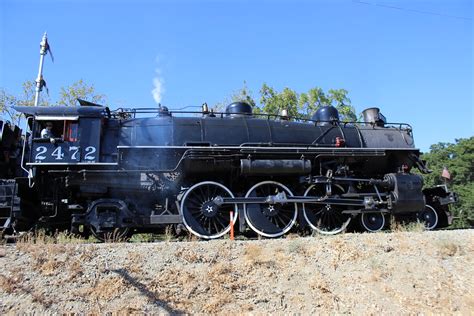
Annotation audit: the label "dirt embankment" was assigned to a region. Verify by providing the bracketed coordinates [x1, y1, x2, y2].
[0, 230, 473, 314]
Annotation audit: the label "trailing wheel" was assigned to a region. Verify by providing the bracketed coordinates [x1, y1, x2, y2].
[417, 205, 438, 230]
[360, 212, 386, 232]
[244, 181, 298, 238]
[302, 184, 351, 235]
[181, 181, 237, 239]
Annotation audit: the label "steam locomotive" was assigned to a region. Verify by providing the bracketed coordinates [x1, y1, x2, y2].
[0, 101, 457, 240]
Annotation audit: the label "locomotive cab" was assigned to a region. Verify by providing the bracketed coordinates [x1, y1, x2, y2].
[13, 106, 104, 165]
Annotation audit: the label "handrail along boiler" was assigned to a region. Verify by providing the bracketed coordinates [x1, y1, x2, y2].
[4, 101, 458, 239]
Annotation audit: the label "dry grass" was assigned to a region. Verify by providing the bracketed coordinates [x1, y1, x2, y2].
[243, 243, 272, 265]
[126, 251, 144, 274]
[1, 230, 472, 314]
[287, 239, 305, 254]
[17, 230, 89, 245]
[368, 257, 392, 281]
[436, 238, 462, 258]
[0, 274, 21, 293]
[30, 291, 52, 308]
[391, 220, 426, 232]
[67, 259, 84, 281]
[79, 276, 127, 301]
[174, 248, 205, 263]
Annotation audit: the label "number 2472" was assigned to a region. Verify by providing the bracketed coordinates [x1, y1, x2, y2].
[35, 146, 96, 161]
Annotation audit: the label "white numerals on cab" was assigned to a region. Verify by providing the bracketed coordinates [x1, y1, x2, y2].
[34, 145, 97, 162]
[51, 146, 64, 160]
[35, 146, 47, 161]
[69, 146, 80, 160]
[84, 146, 97, 161]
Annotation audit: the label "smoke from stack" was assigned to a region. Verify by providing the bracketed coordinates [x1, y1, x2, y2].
[151, 63, 165, 104]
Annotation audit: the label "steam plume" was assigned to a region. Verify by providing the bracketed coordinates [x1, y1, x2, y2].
[151, 65, 165, 104]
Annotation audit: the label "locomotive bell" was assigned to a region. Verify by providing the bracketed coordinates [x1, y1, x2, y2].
[312, 106, 340, 126]
[225, 102, 253, 117]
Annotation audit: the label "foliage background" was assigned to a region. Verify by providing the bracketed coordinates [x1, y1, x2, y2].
[420, 137, 474, 228]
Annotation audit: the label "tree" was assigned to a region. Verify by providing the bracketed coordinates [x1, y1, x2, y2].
[259, 84, 357, 120]
[421, 137, 474, 228]
[1, 79, 105, 123]
[299, 87, 329, 117]
[216, 83, 357, 120]
[327, 88, 357, 121]
[214, 81, 257, 112]
[57, 79, 106, 106]
[0, 81, 50, 124]
[260, 84, 299, 117]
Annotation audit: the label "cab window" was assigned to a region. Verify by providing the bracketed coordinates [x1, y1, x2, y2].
[64, 121, 78, 142]
[34, 119, 78, 142]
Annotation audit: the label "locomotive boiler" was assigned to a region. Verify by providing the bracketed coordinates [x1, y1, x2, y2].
[0, 101, 457, 240]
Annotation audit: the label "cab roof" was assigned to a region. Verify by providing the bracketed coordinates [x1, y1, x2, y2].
[13, 106, 105, 118]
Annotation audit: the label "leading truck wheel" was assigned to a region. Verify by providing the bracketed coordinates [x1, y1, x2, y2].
[181, 181, 238, 239]
[244, 181, 298, 238]
[417, 205, 438, 230]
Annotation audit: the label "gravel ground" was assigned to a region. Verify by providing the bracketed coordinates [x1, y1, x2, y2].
[0, 230, 473, 314]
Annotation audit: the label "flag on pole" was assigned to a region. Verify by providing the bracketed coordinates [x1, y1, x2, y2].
[44, 37, 54, 62]
[441, 166, 451, 180]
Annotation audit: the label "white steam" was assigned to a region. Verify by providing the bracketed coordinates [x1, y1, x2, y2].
[151, 66, 165, 104]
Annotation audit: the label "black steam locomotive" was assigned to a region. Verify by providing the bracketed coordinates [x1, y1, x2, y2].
[0, 101, 457, 239]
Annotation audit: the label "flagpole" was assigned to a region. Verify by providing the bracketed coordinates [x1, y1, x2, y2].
[34, 32, 48, 107]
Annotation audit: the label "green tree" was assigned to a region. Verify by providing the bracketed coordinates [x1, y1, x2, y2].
[259, 84, 356, 120]
[0, 81, 50, 124]
[260, 84, 299, 117]
[57, 79, 106, 106]
[214, 81, 257, 112]
[421, 137, 474, 227]
[215, 83, 357, 120]
[1, 79, 105, 125]
[327, 88, 357, 121]
[299, 87, 329, 117]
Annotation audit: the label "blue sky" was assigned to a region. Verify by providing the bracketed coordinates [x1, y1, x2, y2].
[0, 0, 472, 152]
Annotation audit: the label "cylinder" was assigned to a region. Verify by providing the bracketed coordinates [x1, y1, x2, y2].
[240, 159, 312, 175]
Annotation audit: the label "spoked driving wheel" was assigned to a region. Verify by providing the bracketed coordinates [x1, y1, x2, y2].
[361, 212, 386, 232]
[181, 181, 238, 239]
[244, 181, 298, 238]
[417, 205, 438, 230]
[302, 184, 352, 235]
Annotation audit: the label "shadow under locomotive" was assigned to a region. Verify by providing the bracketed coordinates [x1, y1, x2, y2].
[1, 101, 458, 240]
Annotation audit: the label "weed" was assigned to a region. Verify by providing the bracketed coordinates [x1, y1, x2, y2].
[287, 239, 305, 254]
[0, 273, 22, 293]
[17, 229, 92, 245]
[437, 239, 461, 258]
[391, 220, 426, 233]
[243, 243, 264, 264]
[80, 276, 127, 301]
[164, 225, 173, 242]
[31, 291, 52, 308]
[129, 233, 155, 243]
[67, 259, 83, 280]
